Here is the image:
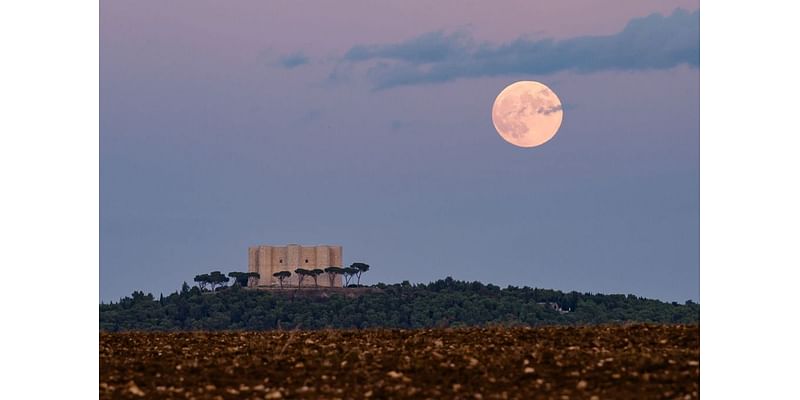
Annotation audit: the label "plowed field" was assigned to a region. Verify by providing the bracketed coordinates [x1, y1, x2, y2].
[100, 324, 699, 399]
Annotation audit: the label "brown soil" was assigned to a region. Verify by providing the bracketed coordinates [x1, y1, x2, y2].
[100, 324, 699, 399]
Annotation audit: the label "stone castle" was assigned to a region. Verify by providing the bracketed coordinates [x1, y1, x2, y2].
[247, 244, 343, 287]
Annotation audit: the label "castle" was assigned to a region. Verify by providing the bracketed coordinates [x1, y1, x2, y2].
[247, 244, 343, 287]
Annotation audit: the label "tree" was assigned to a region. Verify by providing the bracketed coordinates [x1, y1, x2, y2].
[273, 271, 291, 288]
[324, 267, 344, 287]
[351, 262, 370, 286]
[207, 271, 230, 291]
[311, 269, 324, 288]
[343, 267, 358, 287]
[228, 272, 246, 286]
[229, 271, 261, 287]
[194, 274, 211, 291]
[295, 268, 310, 287]
[247, 272, 260, 287]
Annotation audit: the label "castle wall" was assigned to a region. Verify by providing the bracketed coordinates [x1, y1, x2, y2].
[301, 247, 317, 269]
[287, 245, 301, 286]
[257, 246, 272, 286]
[330, 245, 342, 267]
[247, 247, 258, 275]
[272, 247, 287, 268]
[316, 246, 330, 268]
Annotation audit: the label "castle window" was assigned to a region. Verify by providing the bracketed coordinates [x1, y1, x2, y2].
[305, 259, 309, 263]
[279, 259, 283, 263]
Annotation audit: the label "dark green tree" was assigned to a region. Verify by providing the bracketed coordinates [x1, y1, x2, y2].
[247, 272, 260, 287]
[311, 268, 324, 288]
[343, 267, 358, 287]
[194, 274, 211, 291]
[229, 271, 261, 287]
[295, 268, 310, 287]
[324, 267, 344, 287]
[351, 262, 370, 286]
[228, 272, 247, 286]
[208, 271, 230, 291]
[273, 271, 291, 288]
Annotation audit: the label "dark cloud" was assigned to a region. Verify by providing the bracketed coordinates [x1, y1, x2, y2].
[340, 9, 699, 89]
[345, 31, 473, 64]
[539, 104, 563, 116]
[279, 52, 310, 69]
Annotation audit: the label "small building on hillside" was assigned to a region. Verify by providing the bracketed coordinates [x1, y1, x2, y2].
[247, 244, 343, 287]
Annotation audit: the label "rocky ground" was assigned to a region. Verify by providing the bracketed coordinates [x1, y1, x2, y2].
[100, 324, 699, 399]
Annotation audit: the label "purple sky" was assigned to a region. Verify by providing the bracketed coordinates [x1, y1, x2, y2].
[101, 0, 699, 302]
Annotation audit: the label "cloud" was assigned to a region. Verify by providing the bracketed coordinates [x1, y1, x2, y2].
[339, 9, 699, 89]
[278, 52, 310, 69]
[345, 31, 473, 64]
[539, 104, 563, 116]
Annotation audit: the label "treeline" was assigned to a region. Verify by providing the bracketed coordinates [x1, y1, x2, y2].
[193, 263, 371, 290]
[99, 277, 699, 331]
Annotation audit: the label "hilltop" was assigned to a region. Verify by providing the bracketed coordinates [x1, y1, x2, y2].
[99, 277, 699, 331]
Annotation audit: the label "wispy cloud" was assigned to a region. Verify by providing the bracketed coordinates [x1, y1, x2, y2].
[278, 52, 310, 69]
[338, 9, 699, 89]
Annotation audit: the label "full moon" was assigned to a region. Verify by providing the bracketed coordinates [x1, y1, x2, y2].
[491, 81, 563, 148]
